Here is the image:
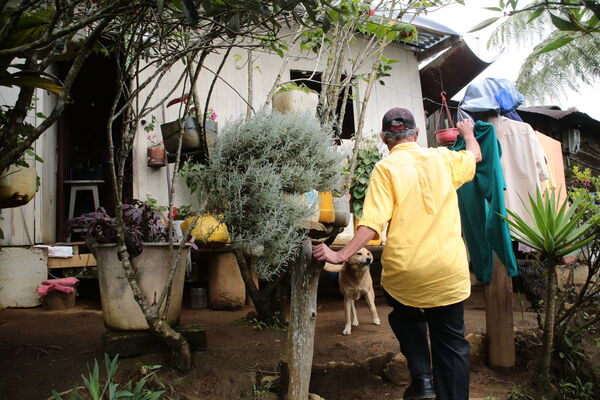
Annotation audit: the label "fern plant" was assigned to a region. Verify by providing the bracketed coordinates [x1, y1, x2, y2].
[482, 3, 600, 104]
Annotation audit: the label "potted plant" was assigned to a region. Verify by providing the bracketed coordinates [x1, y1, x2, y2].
[272, 82, 319, 115]
[146, 133, 167, 168]
[349, 139, 383, 245]
[67, 199, 191, 330]
[160, 95, 202, 153]
[172, 204, 194, 240]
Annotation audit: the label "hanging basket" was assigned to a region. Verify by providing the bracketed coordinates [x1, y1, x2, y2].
[0, 165, 37, 208]
[434, 91, 458, 147]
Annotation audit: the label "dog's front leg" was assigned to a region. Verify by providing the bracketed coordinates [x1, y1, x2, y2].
[343, 298, 354, 335]
[365, 289, 381, 326]
[351, 300, 359, 327]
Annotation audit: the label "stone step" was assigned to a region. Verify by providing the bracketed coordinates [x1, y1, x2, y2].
[102, 324, 206, 357]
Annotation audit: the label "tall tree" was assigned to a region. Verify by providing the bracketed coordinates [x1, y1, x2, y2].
[471, 0, 600, 103]
[1, 0, 332, 371]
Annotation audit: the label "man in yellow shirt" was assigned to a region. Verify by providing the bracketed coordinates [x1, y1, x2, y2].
[313, 107, 481, 400]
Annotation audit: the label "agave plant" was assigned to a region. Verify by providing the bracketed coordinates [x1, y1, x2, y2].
[501, 188, 596, 398]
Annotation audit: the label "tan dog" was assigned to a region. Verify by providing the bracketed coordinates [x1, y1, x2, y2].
[324, 248, 380, 335]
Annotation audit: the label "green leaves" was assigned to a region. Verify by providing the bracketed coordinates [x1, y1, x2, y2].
[549, 12, 580, 31]
[349, 143, 382, 219]
[50, 354, 165, 399]
[0, 74, 62, 95]
[0, 8, 53, 51]
[500, 188, 596, 260]
[533, 35, 575, 55]
[468, 17, 500, 33]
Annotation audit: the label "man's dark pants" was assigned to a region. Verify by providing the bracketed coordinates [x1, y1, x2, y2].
[383, 290, 470, 400]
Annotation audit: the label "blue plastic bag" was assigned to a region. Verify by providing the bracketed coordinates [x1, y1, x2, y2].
[459, 78, 524, 116]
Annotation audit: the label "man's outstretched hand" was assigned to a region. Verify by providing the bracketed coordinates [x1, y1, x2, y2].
[312, 243, 344, 264]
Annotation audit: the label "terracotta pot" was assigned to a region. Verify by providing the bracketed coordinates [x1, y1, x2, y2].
[435, 128, 459, 147]
[147, 146, 167, 168]
[0, 165, 37, 208]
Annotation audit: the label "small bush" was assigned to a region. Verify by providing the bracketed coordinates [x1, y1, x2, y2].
[183, 111, 343, 280]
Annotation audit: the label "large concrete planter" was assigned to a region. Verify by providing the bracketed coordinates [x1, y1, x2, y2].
[95, 243, 190, 330]
[272, 90, 318, 115]
[0, 165, 36, 208]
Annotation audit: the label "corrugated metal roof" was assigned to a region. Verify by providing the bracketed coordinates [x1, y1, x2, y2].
[517, 106, 600, 131]
[402, 15, 460, 58]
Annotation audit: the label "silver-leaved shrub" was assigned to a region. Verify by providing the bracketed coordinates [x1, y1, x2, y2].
[184, 111, 343, 279]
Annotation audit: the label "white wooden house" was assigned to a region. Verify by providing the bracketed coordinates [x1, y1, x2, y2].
[0, 17, 490, 306]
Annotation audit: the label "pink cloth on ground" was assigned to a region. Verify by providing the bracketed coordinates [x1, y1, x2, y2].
[41, 277, 79, 287]
[37, 278, 79, 296]
[37, 283, 76, 295]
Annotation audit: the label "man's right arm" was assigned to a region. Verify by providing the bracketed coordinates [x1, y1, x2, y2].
[457, 119, 482, 162]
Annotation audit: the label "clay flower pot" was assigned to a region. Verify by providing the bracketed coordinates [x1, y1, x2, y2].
[435, 128, 459, 147]
[147, 146, 167, 168]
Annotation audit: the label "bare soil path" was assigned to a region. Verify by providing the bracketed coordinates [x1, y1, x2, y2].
[0, 284, 537, 400]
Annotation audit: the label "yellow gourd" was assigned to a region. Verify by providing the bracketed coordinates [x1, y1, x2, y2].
[181, 215, 231, 243]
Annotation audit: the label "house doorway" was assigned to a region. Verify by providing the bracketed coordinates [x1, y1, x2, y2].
[289, 70, 356, 140]
[55, 54, 131, 242]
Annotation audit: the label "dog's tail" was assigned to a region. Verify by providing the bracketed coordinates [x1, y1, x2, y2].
[323, 262, 343, 273]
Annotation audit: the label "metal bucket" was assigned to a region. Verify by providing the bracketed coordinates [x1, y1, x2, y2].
[190, 287, 207, 309]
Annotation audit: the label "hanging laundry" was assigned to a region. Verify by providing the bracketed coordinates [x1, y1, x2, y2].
[535, 131, 567, 206]
[486, 115, 549, 226]
[451, 121, 518, 283]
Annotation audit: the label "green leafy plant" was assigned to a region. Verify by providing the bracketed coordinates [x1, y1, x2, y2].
[558, 377, 594, 400]
[275, 82, 317, 94]
[507, 384, 535, 400]
[500, 188, 596, 398]
[547, 166, 600, 397]
[144, 194, 168, 213]
[172, 204, 194, 221]
[50, 354, 164, 400]
[348, 138, 383, 219]
[252, 377, 278, 398]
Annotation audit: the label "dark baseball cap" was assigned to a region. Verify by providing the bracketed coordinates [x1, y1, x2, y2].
[382, 107, 416, 132]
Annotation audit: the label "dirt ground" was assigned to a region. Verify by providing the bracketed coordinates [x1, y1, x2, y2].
[0, 281, 539, 400]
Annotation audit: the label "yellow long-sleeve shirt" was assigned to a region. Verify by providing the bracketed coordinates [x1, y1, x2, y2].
[358, 142, 476, 308]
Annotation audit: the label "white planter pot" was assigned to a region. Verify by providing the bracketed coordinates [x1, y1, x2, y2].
[94, 243, 190, 330]
[333, 195, 351, 228]
[272, 90, 318, 115]
[0, 165, 36, 208]
[0, 247, 46, 308]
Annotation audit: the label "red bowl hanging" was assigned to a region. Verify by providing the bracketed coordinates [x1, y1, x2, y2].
[435, 127, 459, 146]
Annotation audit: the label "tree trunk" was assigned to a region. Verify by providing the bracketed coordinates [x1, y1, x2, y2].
[114, 238, 192, 371]
[235, 249, 271, 320]
[528, 259, 559, 399]
[285, 239, 323, 400]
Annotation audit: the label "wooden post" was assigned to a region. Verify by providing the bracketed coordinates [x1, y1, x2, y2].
[285, 239, 324, 400]
[484, 255, 515, 369]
